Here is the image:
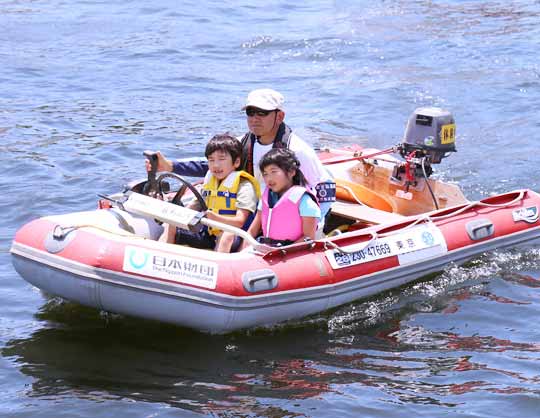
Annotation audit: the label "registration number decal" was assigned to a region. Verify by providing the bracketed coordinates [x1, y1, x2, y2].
[325, 225, 447, 269]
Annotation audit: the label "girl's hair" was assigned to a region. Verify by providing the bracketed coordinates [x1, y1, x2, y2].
[205, 133, 242, 162]
[259, 148, 308, 186]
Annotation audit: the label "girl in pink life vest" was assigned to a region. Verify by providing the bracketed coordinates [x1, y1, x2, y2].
[246, 148, 321, 247]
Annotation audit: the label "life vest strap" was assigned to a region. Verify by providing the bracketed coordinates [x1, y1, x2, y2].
[218, 209, 237, 215]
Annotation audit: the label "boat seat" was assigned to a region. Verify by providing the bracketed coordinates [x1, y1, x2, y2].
[330, 200, 405, 225]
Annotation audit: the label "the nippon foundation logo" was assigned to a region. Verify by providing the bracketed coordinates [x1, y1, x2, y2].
[421, 231, 435, 246]
[127, 248, 149, 269]
[512, 206, 539, 224]
[123, 246, 218, 289]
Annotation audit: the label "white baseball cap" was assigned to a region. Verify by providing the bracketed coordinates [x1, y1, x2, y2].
[242, 88, 285, 111]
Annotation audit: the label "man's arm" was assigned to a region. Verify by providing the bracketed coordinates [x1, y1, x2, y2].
[146, 151, 209, 177]
[172, 157, 208, 177]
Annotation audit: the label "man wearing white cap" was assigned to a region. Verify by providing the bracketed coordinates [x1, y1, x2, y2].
[238, 89, 335, 222]
[148, 88, 335, 230]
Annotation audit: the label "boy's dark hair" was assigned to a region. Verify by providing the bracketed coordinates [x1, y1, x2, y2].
[205, 133, 242, 162]
[259, 148, 308, 186]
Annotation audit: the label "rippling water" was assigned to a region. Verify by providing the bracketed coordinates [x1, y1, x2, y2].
[2, 1, 540, 417]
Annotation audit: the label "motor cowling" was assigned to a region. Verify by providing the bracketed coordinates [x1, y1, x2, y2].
[400, 107, 456, 163]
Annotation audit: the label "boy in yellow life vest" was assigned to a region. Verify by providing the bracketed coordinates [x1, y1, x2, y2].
[161, 133, 260, 252]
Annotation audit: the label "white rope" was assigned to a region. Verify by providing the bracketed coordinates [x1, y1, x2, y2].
[52, 223, 146, 239]
[337, 183, 368, 206]
[327, 190, 527, 253]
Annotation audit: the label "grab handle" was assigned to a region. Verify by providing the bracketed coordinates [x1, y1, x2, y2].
[466, 219, 494, 241]
[242, 269, 278, 293]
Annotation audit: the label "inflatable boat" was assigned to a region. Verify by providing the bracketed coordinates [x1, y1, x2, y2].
[11, 108, 540, 333]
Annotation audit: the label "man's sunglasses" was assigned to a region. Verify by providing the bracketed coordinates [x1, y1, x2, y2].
[245, 108, 277, 117]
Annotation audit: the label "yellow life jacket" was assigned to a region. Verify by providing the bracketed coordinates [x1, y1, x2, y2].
[202, 170, 260, 236]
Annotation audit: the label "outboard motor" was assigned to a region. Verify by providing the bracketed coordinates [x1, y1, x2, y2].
[393, 107, 456, 185]
[398, 107, 456, 164]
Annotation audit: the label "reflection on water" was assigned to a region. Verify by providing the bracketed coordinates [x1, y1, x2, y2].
[3, 301, 337, 414]
[4, 251, 540, 416]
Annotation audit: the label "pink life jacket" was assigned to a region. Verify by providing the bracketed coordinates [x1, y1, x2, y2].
[261, 185, 317, 242]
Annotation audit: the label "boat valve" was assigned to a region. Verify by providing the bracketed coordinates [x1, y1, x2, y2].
[45, 225, 78, 253]
[52, 225, 67, 240]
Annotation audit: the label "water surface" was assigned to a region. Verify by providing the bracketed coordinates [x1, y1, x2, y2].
[2, 1, 540, 417]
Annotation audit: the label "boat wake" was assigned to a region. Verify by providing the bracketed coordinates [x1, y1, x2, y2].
[323, 246, 540, 335]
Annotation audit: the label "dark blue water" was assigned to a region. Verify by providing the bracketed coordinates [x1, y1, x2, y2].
[2, 1, 540, 416]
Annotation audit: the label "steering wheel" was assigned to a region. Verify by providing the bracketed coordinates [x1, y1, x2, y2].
[156, 173, 208, 211]
[142, 151, 207, 211]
